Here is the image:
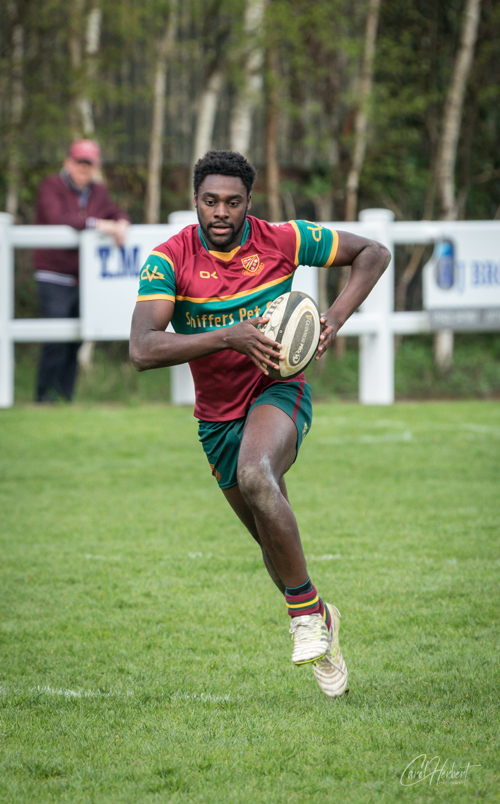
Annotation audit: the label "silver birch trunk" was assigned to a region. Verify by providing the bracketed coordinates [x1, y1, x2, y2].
[313, 195, 333, 332]
[344, 0, 381, 223]
[69, 0, 85, 138]
[145, 0, 178, 224]
[394, 177, 436, 318]
[192, 69, 224, 170]
[434, 0, 482, 372]
[190, 68, 224, 209]
[437, 0, 482, 221]
[337, 0, 380, 358]
[266, 51, 281, 222]
[230, 0, 267, 155]
[74, 2, 102, 372]
[6, 2, 24, 220]
[79, 3, 102, 137]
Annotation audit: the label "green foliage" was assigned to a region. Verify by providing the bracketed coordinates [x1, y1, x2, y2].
[0, 400, 498, 802]
[366, 0, 500, 220]
[1, 1, 499, 224]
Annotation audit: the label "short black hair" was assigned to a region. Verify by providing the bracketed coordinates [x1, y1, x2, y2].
[193, 150, 257, 196]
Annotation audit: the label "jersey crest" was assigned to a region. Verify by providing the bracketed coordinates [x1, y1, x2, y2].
[241, 254, 265, 276]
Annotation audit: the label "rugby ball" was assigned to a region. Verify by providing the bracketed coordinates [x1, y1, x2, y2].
[258, 291, 321, 380]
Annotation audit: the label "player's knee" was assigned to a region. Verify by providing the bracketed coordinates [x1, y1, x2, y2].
[237, 457, 280, 512]
[237, 462, 264, 500]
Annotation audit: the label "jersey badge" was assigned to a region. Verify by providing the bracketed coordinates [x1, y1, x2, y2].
[141, 264, 164, 282]
[241, 254, 265, 276]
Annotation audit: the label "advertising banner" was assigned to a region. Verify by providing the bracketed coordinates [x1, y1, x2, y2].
[422, 222, 500, 331]
[80, 224, 176, 340]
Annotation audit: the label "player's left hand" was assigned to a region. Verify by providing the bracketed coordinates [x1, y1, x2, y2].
[315, 311, 340, 359]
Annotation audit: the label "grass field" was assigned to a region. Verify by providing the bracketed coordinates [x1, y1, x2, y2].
[1, 400, 499, 803]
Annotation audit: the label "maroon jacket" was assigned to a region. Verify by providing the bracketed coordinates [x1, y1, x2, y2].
[33, 172, 130, 280]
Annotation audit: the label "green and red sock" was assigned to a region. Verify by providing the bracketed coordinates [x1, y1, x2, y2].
[285, 578, 331, 630]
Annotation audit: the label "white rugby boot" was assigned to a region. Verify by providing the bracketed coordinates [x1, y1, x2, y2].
[289, 613, 330, 665]
[312, 603, 348, 697]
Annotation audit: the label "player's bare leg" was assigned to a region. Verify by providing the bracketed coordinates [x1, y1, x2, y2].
[223, 483, 286, 593]
[235, 403, 308, 589]
[232, 403, 326, 663]
[226, 403, 347, 690]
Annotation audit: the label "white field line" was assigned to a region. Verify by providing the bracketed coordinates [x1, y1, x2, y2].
[314, 417, 409, 428]
[314, 419, 500, 443]
[170, 692, 233, 702]
[372, 419, 409, 428]
[461, 424, 500, 436]
[309, 554, 343, 562]
[308, 553, 478, 565]
[179, 552, 477, 565]
[85, 554, 121, 561]
[319, 431, 413, 445]
[0, 685, 124, 699]
[0, 685, 235, 703]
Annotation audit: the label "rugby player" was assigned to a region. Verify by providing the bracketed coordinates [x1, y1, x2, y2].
[129, 150, 390, 696]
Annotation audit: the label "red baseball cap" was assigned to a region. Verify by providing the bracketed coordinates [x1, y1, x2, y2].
[68, 139, 101, 165]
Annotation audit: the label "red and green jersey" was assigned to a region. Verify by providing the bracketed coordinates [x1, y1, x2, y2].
[136, 216, 338, 421]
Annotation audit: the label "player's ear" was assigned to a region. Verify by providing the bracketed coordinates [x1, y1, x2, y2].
[193, 194, 198, 209]
[247, 193, 252, 211]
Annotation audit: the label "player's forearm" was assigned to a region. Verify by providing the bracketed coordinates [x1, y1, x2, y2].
[130, 327, 230, 371]
[329, 242, 390, 333]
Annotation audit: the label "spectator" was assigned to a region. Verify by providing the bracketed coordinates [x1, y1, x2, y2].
[33, 139, 130, 402]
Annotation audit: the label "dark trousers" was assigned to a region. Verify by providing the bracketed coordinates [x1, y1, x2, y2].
[35, 281, 81, 402]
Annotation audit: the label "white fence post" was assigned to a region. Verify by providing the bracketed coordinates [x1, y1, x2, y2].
[0, 213, 14, 408]
[358, 208, 395, 405]
[170, 364, 196, 405]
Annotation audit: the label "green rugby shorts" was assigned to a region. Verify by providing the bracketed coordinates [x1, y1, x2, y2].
[198, 380, 313, 490]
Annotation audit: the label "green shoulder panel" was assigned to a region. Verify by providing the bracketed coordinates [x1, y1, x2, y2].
[291, 220, 339, 268]
[137, 251, 176, 301]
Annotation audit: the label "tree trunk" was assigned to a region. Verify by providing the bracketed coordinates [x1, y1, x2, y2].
[69, 1, 103, 372]
[230, 0, 267, 155]
[145, 0, 178, 224]
[281, 188, 296, 221]
[5, 2, 24, 221]
[344, 0, 381, 223]
[337, 0, 380, 358]
[192, 69, 224, 168]
[394, 176, 437, 320]
[79, 2, 102, 137]
[190, 67, 224, 209]
[69, 0, 85, 138]
[434, 0, 482, 372]
[312, 194, 332, 347]
[437, 0, 482, 221]
[68, 0, 101, 138]
[265, 51, 281, 222]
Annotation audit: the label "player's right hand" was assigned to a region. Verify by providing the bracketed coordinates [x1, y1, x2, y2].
[222, 317, 283, 374]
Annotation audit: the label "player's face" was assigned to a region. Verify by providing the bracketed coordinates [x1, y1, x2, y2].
[195, 175, 251, 252]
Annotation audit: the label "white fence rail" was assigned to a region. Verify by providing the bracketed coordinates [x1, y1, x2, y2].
[3, 208, 498, 409]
